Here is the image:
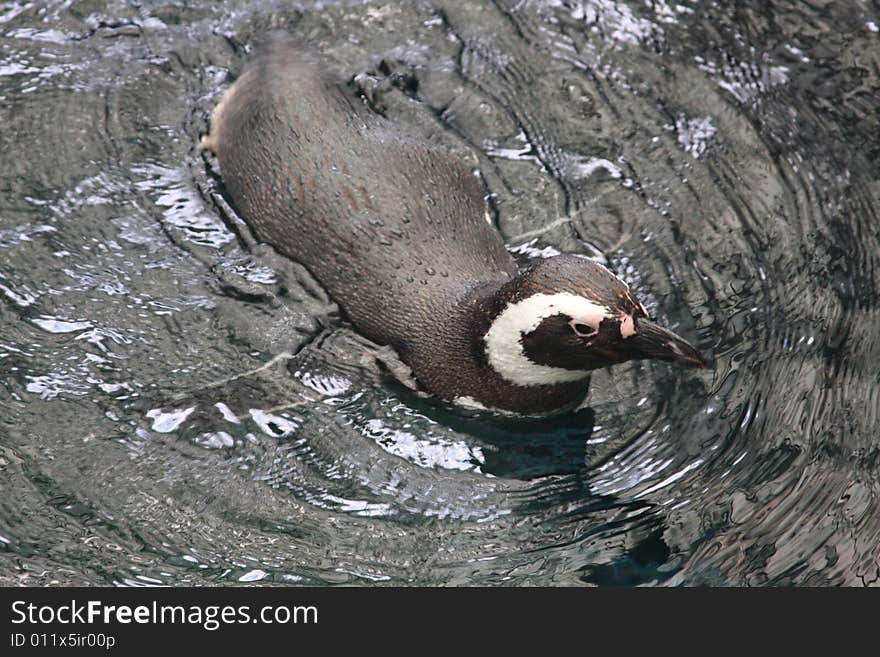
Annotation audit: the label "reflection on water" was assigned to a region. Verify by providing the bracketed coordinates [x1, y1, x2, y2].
[1, 1, 879, 586]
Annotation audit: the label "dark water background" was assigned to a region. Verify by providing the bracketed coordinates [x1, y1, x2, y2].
[1, 0, 879, 586]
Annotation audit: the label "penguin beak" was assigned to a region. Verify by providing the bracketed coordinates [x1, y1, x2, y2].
[629, 319, 709, 368]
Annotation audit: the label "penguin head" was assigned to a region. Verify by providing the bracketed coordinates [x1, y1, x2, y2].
[483, 254, 707, 387]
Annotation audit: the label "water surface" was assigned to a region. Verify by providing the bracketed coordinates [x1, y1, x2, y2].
[1, 0, 879, 586]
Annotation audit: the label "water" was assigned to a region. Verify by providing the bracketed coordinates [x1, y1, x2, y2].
[1, 0, 878, 586]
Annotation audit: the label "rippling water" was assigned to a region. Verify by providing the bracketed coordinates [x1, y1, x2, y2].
[1, 1, 879, 586]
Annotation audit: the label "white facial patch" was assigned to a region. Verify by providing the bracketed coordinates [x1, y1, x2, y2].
[484, 293, 611, 387]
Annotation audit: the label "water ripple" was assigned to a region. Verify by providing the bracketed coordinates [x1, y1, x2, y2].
[1, 0, 878, 586]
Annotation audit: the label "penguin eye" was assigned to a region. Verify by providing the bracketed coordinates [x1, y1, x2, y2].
[570, 322, 595, 337]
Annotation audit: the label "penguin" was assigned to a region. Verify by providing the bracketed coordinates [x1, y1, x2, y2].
[202, 37, 707, 416]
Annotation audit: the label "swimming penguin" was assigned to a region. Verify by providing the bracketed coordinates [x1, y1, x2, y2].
[203, 38, 707, 415]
